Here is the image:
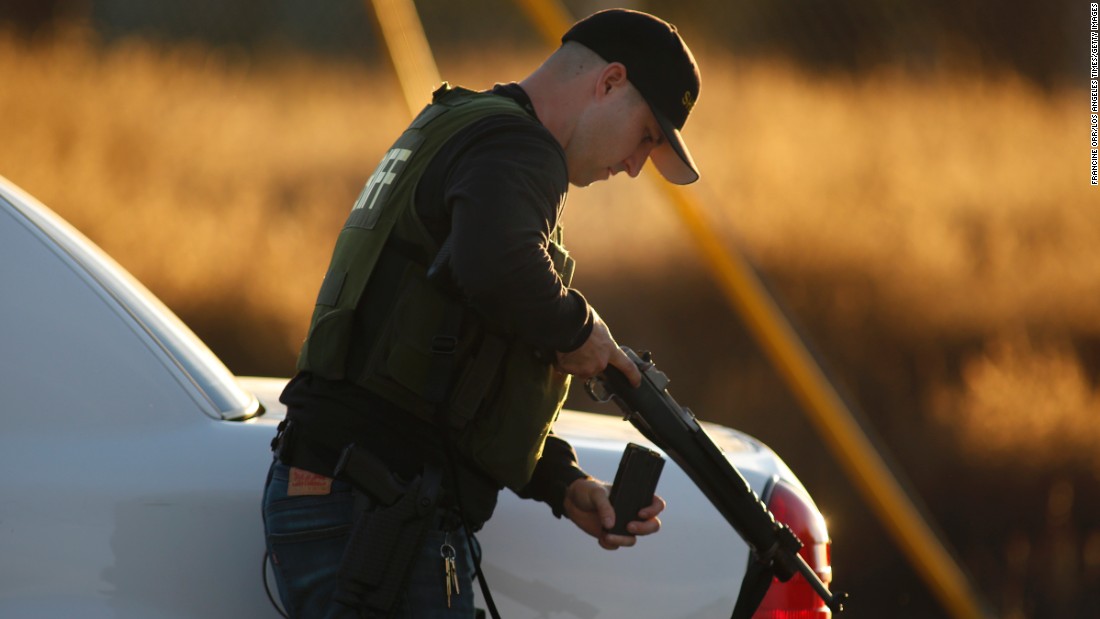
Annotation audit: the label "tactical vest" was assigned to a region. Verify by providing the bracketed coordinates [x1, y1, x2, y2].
[297, 84, 574, 491]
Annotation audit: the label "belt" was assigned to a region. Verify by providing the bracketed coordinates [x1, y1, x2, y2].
[271, 419, 406, 506]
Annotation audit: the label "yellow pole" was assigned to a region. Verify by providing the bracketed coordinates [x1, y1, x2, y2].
[653, 177, 991, 619]
[512, 0, 574, 46]
[511, 2, 994, 619]
[367, 0, 441, 115]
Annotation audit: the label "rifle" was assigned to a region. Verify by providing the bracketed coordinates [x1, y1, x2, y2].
[586, 347, 847, 618]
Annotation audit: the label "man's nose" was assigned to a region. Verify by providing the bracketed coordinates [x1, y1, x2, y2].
[624, 146, 653, 178]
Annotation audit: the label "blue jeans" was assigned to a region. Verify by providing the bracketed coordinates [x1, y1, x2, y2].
[262, 459, 476, 618]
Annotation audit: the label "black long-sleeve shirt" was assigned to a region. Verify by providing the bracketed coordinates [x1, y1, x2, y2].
[282, 84, 591, 521]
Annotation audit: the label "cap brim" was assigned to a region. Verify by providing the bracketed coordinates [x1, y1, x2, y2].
[650, 109, 699, 185]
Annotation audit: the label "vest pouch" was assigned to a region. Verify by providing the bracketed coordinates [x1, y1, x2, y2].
[457, 343, 571, 492]
[358, 263, 469, 420]
[300, 307, 356, 379]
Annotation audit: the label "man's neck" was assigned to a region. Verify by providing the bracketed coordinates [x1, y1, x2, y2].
[520, 77, 576, 151]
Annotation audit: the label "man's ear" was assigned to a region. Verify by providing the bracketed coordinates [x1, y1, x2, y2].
[595, 62, 628, 98]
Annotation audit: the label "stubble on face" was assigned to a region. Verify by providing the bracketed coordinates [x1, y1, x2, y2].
[566, 86, 656, 188]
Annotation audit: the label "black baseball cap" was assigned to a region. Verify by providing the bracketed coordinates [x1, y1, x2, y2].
[562, 9, 701, 185]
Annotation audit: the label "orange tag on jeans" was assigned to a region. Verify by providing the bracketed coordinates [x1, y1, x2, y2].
[287, 467, 333, 496]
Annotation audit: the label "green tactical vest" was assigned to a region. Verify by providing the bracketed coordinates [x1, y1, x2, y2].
[297, 84, 575, 491]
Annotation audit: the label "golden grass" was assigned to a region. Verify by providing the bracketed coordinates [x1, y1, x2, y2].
[932, 333, 1100, 464]
[1, 27, 1097, 470]
[1, 27, 408, 351]
[659, 57, 1096, 338]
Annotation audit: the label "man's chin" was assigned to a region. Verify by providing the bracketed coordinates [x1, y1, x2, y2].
[569, 170, 612, 188]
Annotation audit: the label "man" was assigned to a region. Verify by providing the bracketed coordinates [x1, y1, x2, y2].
[263, 8, 701, 618]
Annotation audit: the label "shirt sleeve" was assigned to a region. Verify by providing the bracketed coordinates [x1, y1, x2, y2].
[415, 115, 593, 353]
[513, 433, 589, 517]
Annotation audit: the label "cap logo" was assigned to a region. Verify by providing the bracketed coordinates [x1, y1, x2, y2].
[682, 90, 696, 113]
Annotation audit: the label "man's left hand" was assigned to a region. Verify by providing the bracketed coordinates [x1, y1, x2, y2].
[563, 477, 665, 550]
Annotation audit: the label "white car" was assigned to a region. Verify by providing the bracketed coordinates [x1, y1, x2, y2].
[0, 175, 835, 618]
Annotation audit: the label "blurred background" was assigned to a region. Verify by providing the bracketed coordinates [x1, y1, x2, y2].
[1, 0, 1097, 617]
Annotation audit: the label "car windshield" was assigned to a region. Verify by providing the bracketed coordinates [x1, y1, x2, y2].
[0, 180, 259, 421]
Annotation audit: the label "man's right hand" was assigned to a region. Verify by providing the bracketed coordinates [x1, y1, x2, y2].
[555, 310, 642, 387]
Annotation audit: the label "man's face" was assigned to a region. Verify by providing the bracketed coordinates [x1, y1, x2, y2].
[566, 81, 664, 188]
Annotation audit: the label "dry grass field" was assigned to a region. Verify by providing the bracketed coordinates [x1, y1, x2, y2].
[2, 25, 1098, 617]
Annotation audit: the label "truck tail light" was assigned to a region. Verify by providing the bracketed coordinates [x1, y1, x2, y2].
[752, 479, 834, 619]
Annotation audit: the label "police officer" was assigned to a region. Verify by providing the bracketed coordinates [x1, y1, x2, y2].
[263, 8, 701, 618]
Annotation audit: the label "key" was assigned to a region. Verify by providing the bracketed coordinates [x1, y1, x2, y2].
[441, 536, 457, 608]
[450, 553, 461, 598]
[445, 560, 452, 608]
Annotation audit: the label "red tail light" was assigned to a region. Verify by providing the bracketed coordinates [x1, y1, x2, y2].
[752, 479, 833, 619]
